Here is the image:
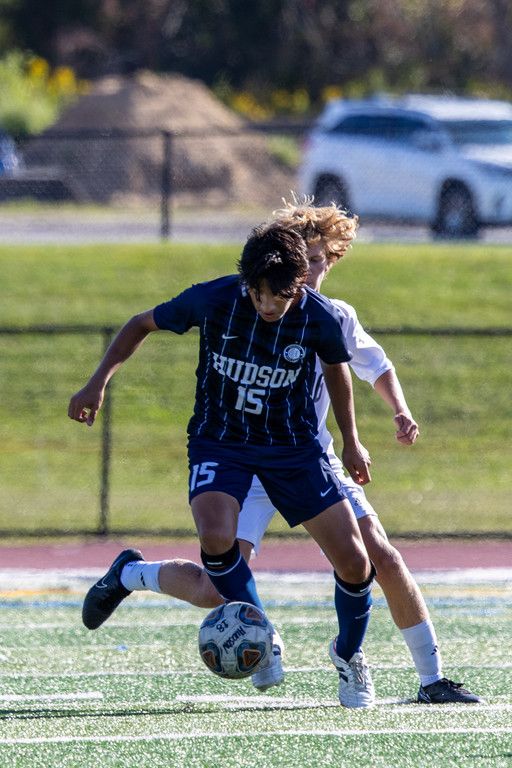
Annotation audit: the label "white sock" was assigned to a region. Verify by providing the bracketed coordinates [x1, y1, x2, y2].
[400, 619, 443, 687]
[120, 561, 163, 593]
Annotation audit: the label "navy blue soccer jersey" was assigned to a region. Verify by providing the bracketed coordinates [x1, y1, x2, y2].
[153, 275, 351, 447]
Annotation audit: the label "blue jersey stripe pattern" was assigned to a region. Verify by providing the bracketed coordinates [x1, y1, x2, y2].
[153, 275, 351, 447]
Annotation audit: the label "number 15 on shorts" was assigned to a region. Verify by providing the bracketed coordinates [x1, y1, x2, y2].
[190, 461, 219, 491]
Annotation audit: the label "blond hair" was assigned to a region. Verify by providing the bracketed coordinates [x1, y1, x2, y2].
[271, 193, 358, 264]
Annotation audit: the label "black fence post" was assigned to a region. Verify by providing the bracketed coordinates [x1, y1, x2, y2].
[160, 130, 173, 240]
[99, 327, 115, 535]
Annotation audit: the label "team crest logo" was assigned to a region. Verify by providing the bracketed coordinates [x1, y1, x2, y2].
[283, 344, 305, 363]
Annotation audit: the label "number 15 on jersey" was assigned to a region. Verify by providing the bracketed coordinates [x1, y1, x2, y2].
[235, 386, 265, 415]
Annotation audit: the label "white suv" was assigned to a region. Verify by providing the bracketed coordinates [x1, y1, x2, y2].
[298, 94, 512, 237]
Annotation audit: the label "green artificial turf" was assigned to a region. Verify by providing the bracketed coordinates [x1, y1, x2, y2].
[0, 573, 509, 767]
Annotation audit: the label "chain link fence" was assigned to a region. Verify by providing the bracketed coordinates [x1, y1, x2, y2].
[2, 126, 512, 244]
[0, 127, 303, 243]
[1, 126, 511, 538]
[1, 325, 510, 539]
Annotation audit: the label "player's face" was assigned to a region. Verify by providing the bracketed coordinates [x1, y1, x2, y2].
[306, 243, 332, 291]
[248, 279, 299, 322]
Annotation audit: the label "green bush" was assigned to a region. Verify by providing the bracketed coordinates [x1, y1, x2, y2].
[0, 50, 88, 138]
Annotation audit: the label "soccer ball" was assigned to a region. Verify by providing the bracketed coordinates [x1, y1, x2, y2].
[198, 601, 273, 680]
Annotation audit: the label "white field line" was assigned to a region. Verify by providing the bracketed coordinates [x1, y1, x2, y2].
[5, 609, 510, 631]
[177, 696, 512, 713]
[90, 697, 511, 713]
[1, 664, 512, 679]
[172, 694, 410, 709]
[0, 726, 511, 746]
[0, 690, 510, 713]
[0, 567, 510, 589]
[412, 568, 512, 584]
[175, 694, 341, 709]
[0, 618, 332, 630]
[0, 692, 103, 703]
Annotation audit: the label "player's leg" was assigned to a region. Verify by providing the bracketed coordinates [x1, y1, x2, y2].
[125, 556, 222, 607]
[81, 547, 220, 629]
[120, 481, 284, 690]
[358, 515, 431, 626]
[303, 499, 375, 708]
[336, 463, 441, 672]
[303, 500, 375, 707]
[82, 439, 258, 627]
[119, 539, 259, 611]
[340, 469, 480, 702]
[85, 477, 275, 625]
[131, 472, 274, 594]
[81, 489, 243, 630]
[84, 540, 256, 634]
[259, 449, 375, 707]
[303, 499, 374, 658]
[357, 512, 480, 703]
[185, 438, 267, 610]
[234, 483, 284, 690]
[156, 550, 256, 606]
[121, 476, 275, 606]
[191, 490, 263, 609]
[358, 513, 441, 683]
[192, 481, 286, 691]
[340, 472, 432, 629]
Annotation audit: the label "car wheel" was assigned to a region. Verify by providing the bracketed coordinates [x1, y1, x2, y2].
[432, 184, 479, 239]
[313, 175, 350, 210]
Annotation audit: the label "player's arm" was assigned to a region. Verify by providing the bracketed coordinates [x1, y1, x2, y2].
[336, 301, 419, 446]
[68, 310, 158, 426]
[321, 361, 371, 486]
[373, 369, 419, 445]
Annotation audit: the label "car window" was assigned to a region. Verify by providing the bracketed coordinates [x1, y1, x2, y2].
[328, 114, 431, 142]
[441, 120, 512, 146]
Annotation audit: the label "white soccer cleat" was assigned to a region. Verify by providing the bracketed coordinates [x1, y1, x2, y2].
[329, 640, 375, 708]
[251, 628, 285, 691]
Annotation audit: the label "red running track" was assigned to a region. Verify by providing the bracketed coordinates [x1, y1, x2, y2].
[0, 538, 510, 572]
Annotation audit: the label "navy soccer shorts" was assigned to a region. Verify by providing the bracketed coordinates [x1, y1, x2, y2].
[187, 437, 347, 527]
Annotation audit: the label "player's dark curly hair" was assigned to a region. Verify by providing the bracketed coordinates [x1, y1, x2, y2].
[238, 223, 309, 299]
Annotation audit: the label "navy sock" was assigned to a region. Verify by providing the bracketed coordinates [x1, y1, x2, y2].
[334, 566, 375, 662]
[201, 541, 264, 610]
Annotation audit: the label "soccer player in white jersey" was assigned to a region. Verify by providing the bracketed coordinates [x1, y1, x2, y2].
[72, 200, 479, 705]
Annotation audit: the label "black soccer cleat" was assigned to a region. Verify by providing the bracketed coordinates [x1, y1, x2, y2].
[82, 548, 144, 630]
[418, 678, 482, 704]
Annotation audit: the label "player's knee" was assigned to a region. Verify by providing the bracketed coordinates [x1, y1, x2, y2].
[370, 541, 404, 576]
[338, 547, 371, 583]
[193, 506, 237, 555]
[199, 529, 236, 556]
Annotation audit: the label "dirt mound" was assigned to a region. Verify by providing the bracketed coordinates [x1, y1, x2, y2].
[24, 72, 295, 206]
[56, 71, 244, 133]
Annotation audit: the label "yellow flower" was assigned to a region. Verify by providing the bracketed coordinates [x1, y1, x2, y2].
[28, 57, 49, 82]
[52, 67, 78, 95]
[322, 85, 343, 103]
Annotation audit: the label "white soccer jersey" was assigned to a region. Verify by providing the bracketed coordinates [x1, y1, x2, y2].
[315, 298, 393, 455]
[237, 298, 391, 550]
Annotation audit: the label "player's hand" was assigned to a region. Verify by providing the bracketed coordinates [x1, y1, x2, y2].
[394, 413, 419, 445]
[68, 383, 104, 426]
[342, 441, 372, 486]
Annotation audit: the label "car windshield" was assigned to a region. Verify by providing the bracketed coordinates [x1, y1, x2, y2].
[442, 120, 512, 146]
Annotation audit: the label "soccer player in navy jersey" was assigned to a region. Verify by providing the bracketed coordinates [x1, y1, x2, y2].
[69, 224, 376, 708]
